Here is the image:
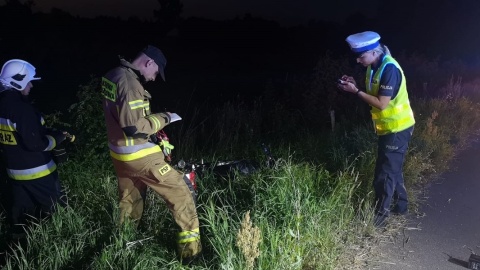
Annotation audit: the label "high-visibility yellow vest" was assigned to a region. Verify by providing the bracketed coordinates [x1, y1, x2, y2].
[365, 55, 415, 135]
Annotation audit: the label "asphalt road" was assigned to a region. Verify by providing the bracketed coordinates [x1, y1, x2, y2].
[370, 138, 480, 270]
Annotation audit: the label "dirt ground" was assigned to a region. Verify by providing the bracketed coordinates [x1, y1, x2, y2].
[363, 139, 480, 270]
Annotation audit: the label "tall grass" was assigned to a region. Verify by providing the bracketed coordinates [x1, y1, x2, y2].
[1, 64, 480, 269]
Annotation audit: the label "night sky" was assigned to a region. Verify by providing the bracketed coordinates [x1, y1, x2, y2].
[3, 0, 480, 115]
[31, 0, 379, 26]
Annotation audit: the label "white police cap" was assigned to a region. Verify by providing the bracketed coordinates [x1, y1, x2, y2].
[346, 31, 381, 55]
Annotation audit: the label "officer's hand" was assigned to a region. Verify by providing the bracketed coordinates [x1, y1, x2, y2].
[341, 75, 357, 87]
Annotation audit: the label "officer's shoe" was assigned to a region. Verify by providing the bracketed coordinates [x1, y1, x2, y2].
[373, 214, 388, 228]
[391, 207, 408, 216]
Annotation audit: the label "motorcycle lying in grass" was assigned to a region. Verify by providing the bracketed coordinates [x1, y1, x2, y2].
[155, 130, 275, 201]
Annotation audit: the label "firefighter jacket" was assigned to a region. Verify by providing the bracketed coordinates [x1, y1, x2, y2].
[365, 55, 415, 135]
[101, 59, 170, 161]
[0, 89, 58, 180]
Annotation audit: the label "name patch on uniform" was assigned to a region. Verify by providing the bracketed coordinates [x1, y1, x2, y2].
[385, 145, 399, 150]
[159, 164, 171, 175]
[101, 77, 117, 102]
[0, 130, 17, 145]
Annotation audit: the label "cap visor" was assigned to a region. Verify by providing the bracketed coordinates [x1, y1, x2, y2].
[159, 69, 165, 81]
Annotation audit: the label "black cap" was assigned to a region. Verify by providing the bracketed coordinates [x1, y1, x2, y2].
[142, 45, 167, 81]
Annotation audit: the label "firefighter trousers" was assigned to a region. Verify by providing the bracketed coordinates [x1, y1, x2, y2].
[111, 152, 201, 258]
[8, 170, 67, 233]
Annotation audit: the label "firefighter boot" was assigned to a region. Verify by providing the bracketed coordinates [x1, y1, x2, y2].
[177, 228, 202, 265]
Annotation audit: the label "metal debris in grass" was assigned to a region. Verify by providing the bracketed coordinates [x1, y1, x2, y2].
[126, 236, 154, 250]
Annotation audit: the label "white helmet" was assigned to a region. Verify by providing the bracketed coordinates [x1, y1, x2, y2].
[0, 59, 41, 90]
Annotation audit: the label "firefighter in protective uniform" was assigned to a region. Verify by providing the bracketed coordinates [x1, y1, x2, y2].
[0, 59, 68, 237]
[338, 31, 415, 227]
[101, 45, 201, 262]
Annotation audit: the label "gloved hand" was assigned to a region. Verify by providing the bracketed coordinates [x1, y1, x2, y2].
[49, 130, 67, 146]
[160, 140, 174, 156]
[52, 147, 68, 164]
[46, 129, 74, 165]
[65, 132, 75, 143]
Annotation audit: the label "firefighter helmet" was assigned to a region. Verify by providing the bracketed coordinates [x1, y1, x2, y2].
[0, 59, 41, 90]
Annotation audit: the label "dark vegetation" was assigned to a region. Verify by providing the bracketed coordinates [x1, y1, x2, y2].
[2, 0, 480, 184]
[1, 1, 480, 268]
[1, 0, 480, 117]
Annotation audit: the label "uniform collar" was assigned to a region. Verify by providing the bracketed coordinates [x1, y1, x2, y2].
[119, 58, 146, 84]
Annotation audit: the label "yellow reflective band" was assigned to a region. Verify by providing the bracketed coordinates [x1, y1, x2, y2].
[178, 228, 200, 236]
[40, 117, 46, 125]
[153, 116, 161, 130]
[371, 103, 410, 120]
[375, 116, 415, 135]
[177, 228, 201, 244]
[7, 160, 57, 180]
[146, 115, 161, 130]
[44, 135, 56, 150]
[124, 136, 134, 147]
[128, 100, 144, 110]
[110, 145, 161, 161]
[101, 77, 117, 102]
[0, 117, 16, 131]
[0, 124, 15, 131]
[0, 130, 17, 145]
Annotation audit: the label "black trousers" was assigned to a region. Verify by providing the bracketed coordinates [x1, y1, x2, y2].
[0, 165, 9, 221]
[8, 170, 67, 232]
[373, 126, 414, 216]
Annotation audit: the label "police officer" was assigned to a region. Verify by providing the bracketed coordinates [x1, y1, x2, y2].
[101, 45, 201, 262]
[337, 31, 415, 227]
[0, 59, 68, 238]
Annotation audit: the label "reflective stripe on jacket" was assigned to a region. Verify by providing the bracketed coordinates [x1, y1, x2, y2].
[7, 159, 57, 180]
[108, 142, 161, 161]
[0, 90, 57, 180]
[101, 59, 168, 161]
[365, 55, 415, 135]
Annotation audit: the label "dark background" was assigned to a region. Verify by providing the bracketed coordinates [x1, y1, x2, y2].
[1, 0, 480, 115]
